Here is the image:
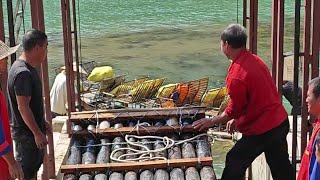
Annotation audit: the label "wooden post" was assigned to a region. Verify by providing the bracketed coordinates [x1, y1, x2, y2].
[30, 0, 55, 178]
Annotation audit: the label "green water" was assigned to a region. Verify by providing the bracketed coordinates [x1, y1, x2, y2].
[211, 140, 235, 179]
[2, 0, 298, 177]
[2, 0, 297, 88]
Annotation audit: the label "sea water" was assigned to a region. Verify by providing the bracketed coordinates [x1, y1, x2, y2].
[1, 0, 298, 177]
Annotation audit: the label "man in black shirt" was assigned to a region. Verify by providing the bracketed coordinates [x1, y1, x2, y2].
[7, 29, 49, 180]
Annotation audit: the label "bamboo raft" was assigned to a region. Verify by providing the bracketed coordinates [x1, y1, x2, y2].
[60, 107, 217, 180]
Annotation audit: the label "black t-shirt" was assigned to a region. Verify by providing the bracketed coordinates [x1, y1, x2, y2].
[7, 59, 45, 138]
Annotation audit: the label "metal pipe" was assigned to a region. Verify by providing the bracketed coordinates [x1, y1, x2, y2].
[292, 0, 301, 178]
[276, 0, 284, 95]
[61, 0, 72, 135]
[29, 1, 48, 180]
[0, 0, 4, 40]
[30, 0, 38, 28]
[30, 0, 43, 79]
[35, 0, 56, 177]
[301, 0, 311, 162]
[271, 0, 279, 84]
[64, 0, 76, 112]
[246, 2, 258, 179]
[0, 0, 8, 101]
[72, 0, 82, 111]
[242, 0, 247, 27]
[311, 0, 320, 78]
[248, 0, 258, 54]
[36, 0, 45, 30]
[7, 0, 16, 64]
[30, 0, 55, 178]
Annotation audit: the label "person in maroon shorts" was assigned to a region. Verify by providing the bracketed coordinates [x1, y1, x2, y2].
[193, 24, 293, 180]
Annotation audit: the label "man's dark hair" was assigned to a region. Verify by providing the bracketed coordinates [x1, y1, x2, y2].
[22, 29, 47, 51]
[309, 77, 320, 98]
[220, 24, 247, 49]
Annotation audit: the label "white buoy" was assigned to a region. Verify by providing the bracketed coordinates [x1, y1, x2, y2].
[166, 117, 179, 126]
[87, 124, 96, 131]
[99, 121, 111, 129]
[73, 124, 83, 131]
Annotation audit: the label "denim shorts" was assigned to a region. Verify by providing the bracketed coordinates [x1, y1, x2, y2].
[14, 136, 44, 180]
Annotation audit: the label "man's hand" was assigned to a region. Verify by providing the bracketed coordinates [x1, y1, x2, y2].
[226, 119, 236, 134]
[7, 160, 24, 180]
[192, 118, 214, 131]
[2, 151, 24, 180]
[45, 121, 52, 134]
[34, 132, 48, 149]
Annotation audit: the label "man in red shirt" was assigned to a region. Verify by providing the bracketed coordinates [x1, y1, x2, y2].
[0, 40, 24, 179]
[193, 24, 293, 180]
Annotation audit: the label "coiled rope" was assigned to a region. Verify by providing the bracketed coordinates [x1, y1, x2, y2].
[110, 133, 208, 162]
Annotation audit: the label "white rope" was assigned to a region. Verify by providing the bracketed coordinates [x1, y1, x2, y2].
[110, 133, 208, 162]
[95, 111, 99, 134]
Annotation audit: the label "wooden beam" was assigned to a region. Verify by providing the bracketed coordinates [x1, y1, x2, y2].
[72, 125, 205, 137]
[70, 107, 206, 122]
[61, 157, 213, 173]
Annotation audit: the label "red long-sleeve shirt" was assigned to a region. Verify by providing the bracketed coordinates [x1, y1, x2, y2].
[224, 50, 287, 135]
[0, 91, 12, 180]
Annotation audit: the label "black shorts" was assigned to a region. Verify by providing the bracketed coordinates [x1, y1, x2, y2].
[14, 136, 44, 180]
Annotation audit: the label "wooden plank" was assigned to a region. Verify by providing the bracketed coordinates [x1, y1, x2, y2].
[70, 107, 206, 122]
[71, 106, 207, 115]
[72, 125, 205, 137]
[61, 157, 213, 173]
[207, 130, 233, 139]
[55, 123, 72, 179]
